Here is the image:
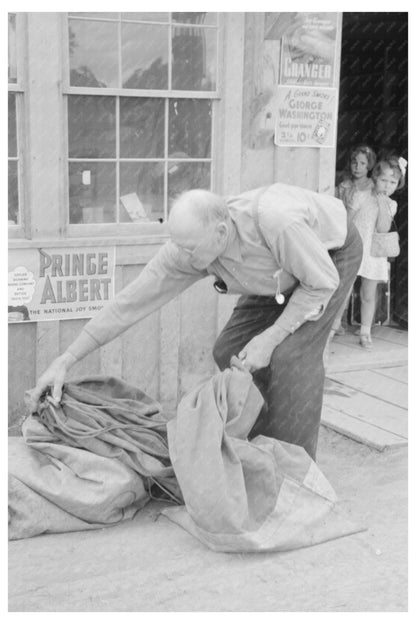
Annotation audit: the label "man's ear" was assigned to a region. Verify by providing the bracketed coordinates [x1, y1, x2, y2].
[216, 221, 228, 242]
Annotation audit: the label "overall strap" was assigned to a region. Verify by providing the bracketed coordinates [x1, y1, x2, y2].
[252, 202, 270, 249]
[251, 200, 285, 302]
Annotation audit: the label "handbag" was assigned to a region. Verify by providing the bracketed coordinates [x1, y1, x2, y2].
[370, 231, 400, 258]
[370, 199, 400, 258]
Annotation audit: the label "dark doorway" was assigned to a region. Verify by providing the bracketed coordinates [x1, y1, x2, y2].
[336, 12, 408, 328]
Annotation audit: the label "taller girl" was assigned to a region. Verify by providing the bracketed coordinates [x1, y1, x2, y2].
[331, 144, 377, 339]
[349, 154, 406, 349]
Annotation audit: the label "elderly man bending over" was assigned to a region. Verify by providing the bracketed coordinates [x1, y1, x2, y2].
[30, 184, 362, 460]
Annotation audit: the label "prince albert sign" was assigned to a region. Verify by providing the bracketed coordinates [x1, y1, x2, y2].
[8, 247, 115, 323]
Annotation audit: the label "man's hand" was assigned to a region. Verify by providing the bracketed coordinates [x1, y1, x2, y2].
[27, 352, 77, 413]
[238, 324, 290, 372]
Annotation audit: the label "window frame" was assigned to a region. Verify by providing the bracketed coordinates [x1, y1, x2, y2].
[8, 12, 29, 239]
[61, 12, 223, 238]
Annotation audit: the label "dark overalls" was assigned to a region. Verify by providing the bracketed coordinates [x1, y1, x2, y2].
[213, 218, 363, 460]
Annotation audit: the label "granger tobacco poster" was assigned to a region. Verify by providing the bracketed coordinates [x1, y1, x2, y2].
[279, 13, 338, 87]
[8, 246, 115, 322]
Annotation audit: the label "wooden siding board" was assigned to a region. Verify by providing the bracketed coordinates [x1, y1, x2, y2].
[26, 13, 64, 238]
[120, 265, 160, 398]
[100, 339, 123, 379]
[275, 147, 320, 190]
[219, 12, 245, 194]
[100, 266, 123, 378]
[59, 319, 101, 379]
[35, 321, 60, 378]
[8, 323, 37, 430]
[160, 297, 181, 409]
[121, 316, 160, 399]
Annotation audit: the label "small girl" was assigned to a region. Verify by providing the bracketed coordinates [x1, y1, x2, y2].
[331, 144, 377, 337]
[348, 155, 406, 349]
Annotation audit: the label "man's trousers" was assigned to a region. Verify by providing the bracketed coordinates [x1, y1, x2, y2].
[213, 220, 363, 460]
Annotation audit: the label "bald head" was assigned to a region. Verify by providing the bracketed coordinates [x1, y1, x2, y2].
[169, 190, 229, 229]
[168, 189, 231, 269]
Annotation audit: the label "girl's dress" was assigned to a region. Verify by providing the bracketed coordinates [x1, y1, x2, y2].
[350, 188, 397, 282]
[336, 177, 373, 210]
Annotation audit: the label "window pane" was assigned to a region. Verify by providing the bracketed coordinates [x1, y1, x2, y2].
[172, 13, 217, 25]
[169, 99, 212, 158]
[121, 13, 169, 22]
[172, 26, 217, 90]
[168, 161, 211, 207]
[120, 98, 164, 158]
[68, 95, 116, 158]
[69, 13, 119, 18]
[122, 23, 168, 89]
[69, 162, 116, 223]
[8, 161, 19, 224]
[69, 20, 118, 87]
[8, 93, 17, 157]
[8, 13, 17, 84]
[120, 163, 164, 222]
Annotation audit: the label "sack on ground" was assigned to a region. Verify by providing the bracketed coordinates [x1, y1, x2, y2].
[24, 375, 181, 503]
[162, 357, 365, 553]
[9, 435, 149, 540]
[9, 375, 181, 540]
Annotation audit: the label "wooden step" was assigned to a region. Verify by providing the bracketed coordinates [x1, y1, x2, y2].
[321, 406, 408, 451]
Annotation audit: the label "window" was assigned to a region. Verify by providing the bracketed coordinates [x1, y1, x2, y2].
[8, 13, 22, 228]
[66, 12, 219, 227]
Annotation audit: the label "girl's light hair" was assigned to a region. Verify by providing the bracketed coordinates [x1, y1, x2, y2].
[372, 157, 406, 190]
[171, 189, 230, 226]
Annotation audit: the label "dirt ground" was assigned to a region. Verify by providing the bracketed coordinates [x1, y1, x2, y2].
[8, 426, 407, 612]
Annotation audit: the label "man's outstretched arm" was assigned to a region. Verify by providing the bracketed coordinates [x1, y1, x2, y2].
[29, 242, 204, 411]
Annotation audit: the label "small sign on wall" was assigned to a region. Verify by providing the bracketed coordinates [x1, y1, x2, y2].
[8, 247, 115, 323]
[274, 85, 338, 148]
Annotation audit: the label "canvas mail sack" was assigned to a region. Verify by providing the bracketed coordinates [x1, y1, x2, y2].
[9, 375, 181, 540]
[163, 358, 364, 553]
[8, 435, 149, 540]
[24, 375, 181, 504]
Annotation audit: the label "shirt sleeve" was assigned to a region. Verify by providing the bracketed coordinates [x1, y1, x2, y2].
[67, 242, 204, 360]
[267, 221, 340, 334]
